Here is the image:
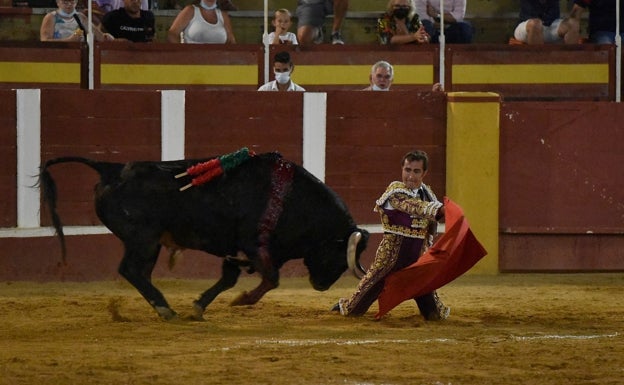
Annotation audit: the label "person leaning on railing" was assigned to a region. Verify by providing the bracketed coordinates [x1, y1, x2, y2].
[41, 0, 115, 42]
[377, 0, 431, 45]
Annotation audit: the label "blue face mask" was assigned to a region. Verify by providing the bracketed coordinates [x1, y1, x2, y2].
[200, 1, 217, 10]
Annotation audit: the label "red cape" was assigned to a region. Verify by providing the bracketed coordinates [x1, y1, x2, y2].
[375, 197, 487, 319]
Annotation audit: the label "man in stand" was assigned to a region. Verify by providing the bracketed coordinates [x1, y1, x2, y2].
[258, 51, 306, 92]
[102, 0, 155, 42]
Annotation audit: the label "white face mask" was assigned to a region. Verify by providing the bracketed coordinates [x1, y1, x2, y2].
[372, 84, 390, 91]
[58, 8, 77, 17]
[200, 0, 217, 10]
[274, 71, 291, 85]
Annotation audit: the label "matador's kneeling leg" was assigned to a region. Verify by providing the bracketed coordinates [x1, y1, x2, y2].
[415, 291, 450, 321]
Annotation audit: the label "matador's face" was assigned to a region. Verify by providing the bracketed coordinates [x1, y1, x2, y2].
[401, 159, 427, 190]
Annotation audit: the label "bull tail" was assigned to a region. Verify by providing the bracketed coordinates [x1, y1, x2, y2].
[39, 156, 122, 265]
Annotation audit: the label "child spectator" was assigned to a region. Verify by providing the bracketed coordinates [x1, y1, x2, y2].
[263, 8, 299, 45]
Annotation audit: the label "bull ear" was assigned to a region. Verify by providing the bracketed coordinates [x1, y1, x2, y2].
[346, 231, 364, 278]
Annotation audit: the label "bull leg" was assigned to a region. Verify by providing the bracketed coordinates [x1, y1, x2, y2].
[118, 244, 176, 321]
[192, 259, 242, 320]
[230, 256, 280, 306]
[230, 277, 278, 306]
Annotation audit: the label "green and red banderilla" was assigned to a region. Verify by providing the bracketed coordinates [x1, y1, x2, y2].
[176, 147, 255, 191]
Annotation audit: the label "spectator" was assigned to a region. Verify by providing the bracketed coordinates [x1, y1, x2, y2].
[167, 0, 236, 43]
[168, 0, 237, 11]
[414, 0, 472, 43]
[362, 60, 444, 91]
[41, 0, 115, 42]
[296, 0, 349, 45]
[102, 0, 155, 42]
[377, 0, 431, 45]
[97, 0, 148, 12]
[362, 60, 394, 91]
[333, 150, 449, 321]
[258, 51, 305, 91]
[571, 0, 624, 44]
[263, 8, 299, 45]
[513, 0, 580, 44]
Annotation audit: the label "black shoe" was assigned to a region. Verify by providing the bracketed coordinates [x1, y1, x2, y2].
[330, 303, 340, 312]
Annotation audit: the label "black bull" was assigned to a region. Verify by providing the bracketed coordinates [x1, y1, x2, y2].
[40, 152, 369, 320]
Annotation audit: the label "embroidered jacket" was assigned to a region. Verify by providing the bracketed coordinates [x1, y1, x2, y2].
[374, 181, 442, 240]
[377, 12, 423, 45]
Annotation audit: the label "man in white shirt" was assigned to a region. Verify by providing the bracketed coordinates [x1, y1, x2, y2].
[258, 51, 306, 92]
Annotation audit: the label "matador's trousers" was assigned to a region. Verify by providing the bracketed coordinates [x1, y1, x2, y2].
[343, 233, 447, 320]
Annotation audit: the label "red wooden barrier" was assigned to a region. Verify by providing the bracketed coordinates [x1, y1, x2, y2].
[268, 44, 439, 91]
[95, 42, 263, 90]
[499, 101, 624, 271]
[446, 44, 614, 100]
[0, 41, 85, 89]
[40, 89, 162, 225]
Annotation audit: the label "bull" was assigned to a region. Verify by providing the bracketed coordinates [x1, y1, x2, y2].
[39, 151, 369, 321]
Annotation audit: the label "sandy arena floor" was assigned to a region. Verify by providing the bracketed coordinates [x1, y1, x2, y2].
[0, 273, 622, 385]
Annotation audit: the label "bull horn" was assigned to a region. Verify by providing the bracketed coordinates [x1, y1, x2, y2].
[346, 231, 365, 279]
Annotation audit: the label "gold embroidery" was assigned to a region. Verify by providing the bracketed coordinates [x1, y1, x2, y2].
[375, 181, 442, 239]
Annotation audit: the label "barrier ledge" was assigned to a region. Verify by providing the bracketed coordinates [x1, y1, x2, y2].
[268, 44, 439, 91]
[95, 42, 263, 90]
[0, 41, 86, 89]
[446, 44, 615, 101]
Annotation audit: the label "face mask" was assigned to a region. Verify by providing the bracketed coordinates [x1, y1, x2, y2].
[372, 84, 389, 91]
[200, 0, 217, 10]
[57, 9, 77, 17]
[274, 71, 291, 85]
[393, 7, 410, 19]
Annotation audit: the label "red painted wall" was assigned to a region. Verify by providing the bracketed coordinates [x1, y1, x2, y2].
[499, 101, 624, 271]
[1, 90, 622, 282]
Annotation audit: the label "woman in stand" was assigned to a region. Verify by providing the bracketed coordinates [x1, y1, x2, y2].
[40, 0, 114, 42]
[167, 0, 236, 43]
[377, 0, 430, 45]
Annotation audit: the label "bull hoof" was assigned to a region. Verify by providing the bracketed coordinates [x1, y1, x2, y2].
[191, 301, 206, 321]
[155, 306, 178, 321]
[230, 291, 253, 306]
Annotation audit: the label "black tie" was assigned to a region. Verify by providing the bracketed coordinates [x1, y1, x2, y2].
[417, 188, 425, 201]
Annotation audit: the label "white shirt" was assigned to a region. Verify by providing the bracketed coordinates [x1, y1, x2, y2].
[183, 6, 227, 44]
[258, 80, 305, 91]
[263, 31, 299, 45]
